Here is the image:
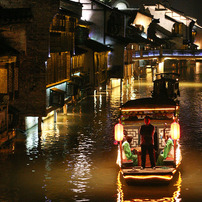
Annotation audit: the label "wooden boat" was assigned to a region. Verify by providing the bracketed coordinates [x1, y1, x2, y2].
[115, 73, 181, 184]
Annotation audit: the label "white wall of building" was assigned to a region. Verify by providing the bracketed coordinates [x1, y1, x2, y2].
[144, 5, 174, 33]
[132, 12, 152, 35]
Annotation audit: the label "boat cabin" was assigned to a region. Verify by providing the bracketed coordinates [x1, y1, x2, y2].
[152, 73, 180, 101]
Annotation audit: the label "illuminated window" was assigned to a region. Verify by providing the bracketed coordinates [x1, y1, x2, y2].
[172, 22, 183, 35]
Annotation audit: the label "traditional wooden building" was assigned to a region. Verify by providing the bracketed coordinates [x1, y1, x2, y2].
[0, 7, 33, 135]
[0, 1, 60, 131]
[46, 0, 83, 116]
[144, 3, 202, 49]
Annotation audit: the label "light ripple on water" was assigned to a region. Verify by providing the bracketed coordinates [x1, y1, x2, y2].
[1, 64, 202, 201]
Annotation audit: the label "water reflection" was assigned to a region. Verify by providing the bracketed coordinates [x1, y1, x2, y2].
[117, 171, 182, 201]
[0, 63, 202, 201]
[26, 127, 39, 152]
[69, 134, 93, 196]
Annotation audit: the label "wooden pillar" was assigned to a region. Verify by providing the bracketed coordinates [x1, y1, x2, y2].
[174, 140, 177, 168]
[120, 78, 122, 104]
[38, 116, 42, 132]
[120, 141, 123, 166]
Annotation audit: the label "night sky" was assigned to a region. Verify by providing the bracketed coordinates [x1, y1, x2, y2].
[172, 0, 202, 25]
[123, 0, 202, 26]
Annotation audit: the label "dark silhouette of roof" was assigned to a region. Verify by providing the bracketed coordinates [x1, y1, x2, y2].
[121, 97, 176, 110]
[84, 39, 113, 52]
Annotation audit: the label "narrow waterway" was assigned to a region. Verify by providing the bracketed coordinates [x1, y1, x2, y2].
[0, 63, 202, 202]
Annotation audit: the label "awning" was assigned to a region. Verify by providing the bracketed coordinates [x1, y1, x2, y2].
[50, 88, 65, 107]
[106, 31, 153, 45]
[84, 39, 113, 52]
[50, 88, 65, 94]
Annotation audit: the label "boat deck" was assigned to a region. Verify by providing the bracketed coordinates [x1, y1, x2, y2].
[122, 167, 175, 175]
[121, 167, 177, 184]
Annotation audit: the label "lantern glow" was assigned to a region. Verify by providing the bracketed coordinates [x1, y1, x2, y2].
[170, 121, 180, 140]
[114, 123, 124, 141]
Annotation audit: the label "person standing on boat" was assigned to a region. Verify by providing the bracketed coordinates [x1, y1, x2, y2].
[139, 116, 156, 169]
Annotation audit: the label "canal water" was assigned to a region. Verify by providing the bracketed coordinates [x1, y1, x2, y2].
[0, 62, 202, 202]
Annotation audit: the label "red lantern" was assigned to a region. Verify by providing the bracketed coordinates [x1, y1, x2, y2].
[114, 123, 124, 141]
[170, 121, 180, 140]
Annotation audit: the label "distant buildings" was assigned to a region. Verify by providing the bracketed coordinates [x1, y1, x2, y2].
[0, 0, 201, 137]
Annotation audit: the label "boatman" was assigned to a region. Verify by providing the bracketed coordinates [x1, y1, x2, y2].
[139, 116, 156, 169]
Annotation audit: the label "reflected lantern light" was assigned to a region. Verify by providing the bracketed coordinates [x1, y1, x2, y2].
[114, 123, 124, 141]
[170, 121, 180, 140]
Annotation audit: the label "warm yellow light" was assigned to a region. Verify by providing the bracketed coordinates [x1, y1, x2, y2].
[171, 121, 180, 140]
[114, 123, 124, 141]
[122, 107, 176, 112]
[116, 171, 124, 202]
[172, 169, 177, 175]
[176, 143, 182, 166]
[123, 175, 173, 181]
[116, 147, 121, 167]
[158, 61, 164, 73]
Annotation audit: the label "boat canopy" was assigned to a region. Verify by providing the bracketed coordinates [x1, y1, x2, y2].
[121, 98, 177, 111]
[120, 98, 178, 120]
